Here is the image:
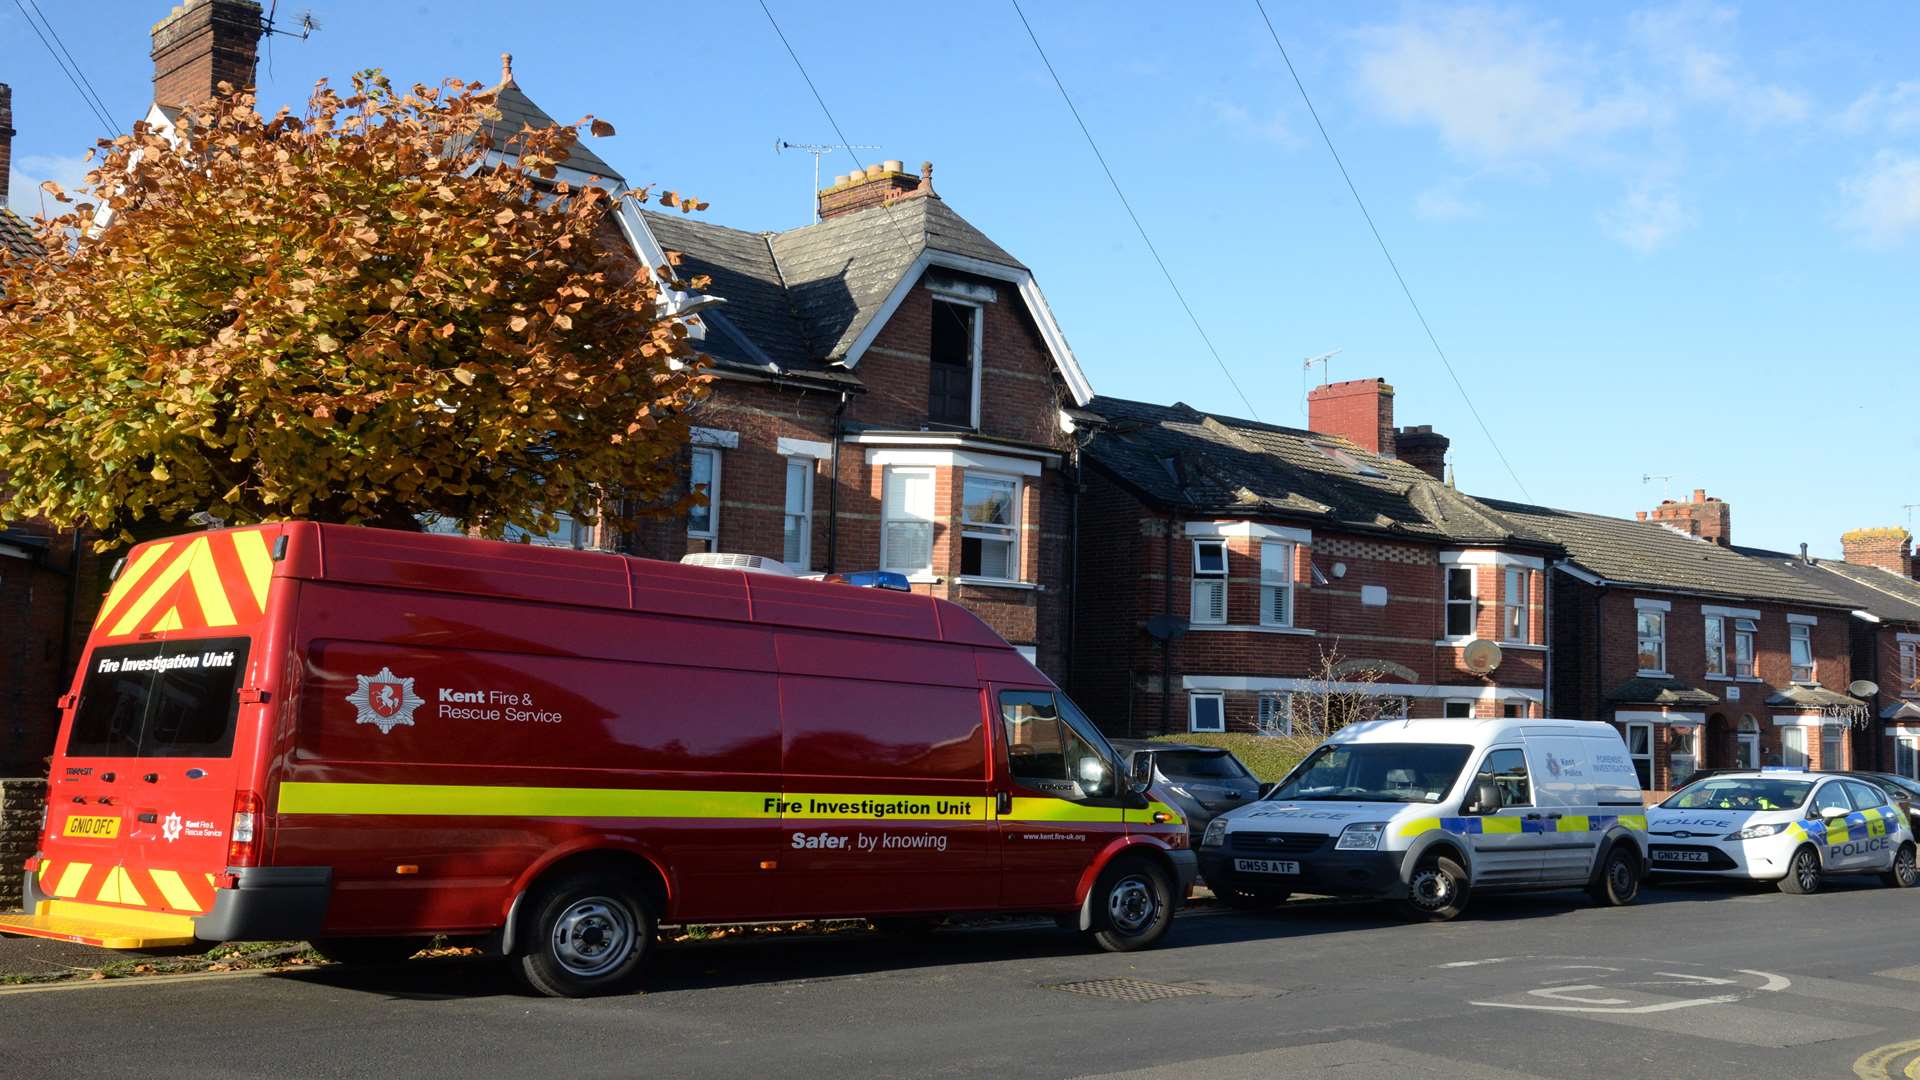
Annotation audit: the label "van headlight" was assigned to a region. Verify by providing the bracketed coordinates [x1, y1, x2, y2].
[1726, 822, 1786, 841]
[1335, 822, 1386, 851]
[1202, 818, 1229, 848]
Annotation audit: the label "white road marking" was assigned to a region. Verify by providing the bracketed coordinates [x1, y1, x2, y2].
[1472, 993, 1743, 1014]
[1738, 969, 1791, 992]
[0, 967, 296, 996]
[1655, 972, 1739, 986]
[1438, 957, 1514, 968]
[1526, 984, 1630, 1006]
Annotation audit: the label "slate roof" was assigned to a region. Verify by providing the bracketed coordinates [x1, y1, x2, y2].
[1477, 498, 1853, 609]
[1750, 552, 1920, 626]
[0, 207, 42, 262]
[1766, 684, 1866, 709]
[1082, 397, 1556, 546]
[1606, 676, 1720, 707]
[638, 194, 1024, 386]
[481, 77, 622, 184]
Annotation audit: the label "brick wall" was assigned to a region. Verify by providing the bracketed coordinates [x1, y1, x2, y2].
[0, 778, 46, 911]
[150, 0, 262, 110]
[0, 528, 109, 775]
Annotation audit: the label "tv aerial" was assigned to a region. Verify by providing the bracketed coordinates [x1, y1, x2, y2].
[1642, 473, 1675, 500]
[776, 139, 881, 222]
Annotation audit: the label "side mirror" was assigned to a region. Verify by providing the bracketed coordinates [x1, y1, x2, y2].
[1468, 778, 1504, 815]
[1819, 805, 1849, 820]
[1131, 754, 1155, 786]
[1258, 782, 1276, 798]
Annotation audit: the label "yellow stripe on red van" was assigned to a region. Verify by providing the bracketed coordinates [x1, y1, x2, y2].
[92, 528, 277, 641]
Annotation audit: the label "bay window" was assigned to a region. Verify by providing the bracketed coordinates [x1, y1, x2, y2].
[1259, 541, 1293, 627]
[1503, 568, 1529, 643]
[1257, 693, 1291, 736]
[782, 458, 813, 569]
[880, 466, 936, 577]
[1782, 725, 1809, 770]
[1626, 722, 1653, 789]
[1445, 567, 1476, 638]
[960, 473, 1020, 580]
[688, 447, 721, 539]
[1190, 539, 1227, 625]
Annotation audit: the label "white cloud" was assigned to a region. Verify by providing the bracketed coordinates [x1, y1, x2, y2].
[1841, 81, 1920, 134]
[1599, 184, 1695, 252]
[1630, 3, 1809, 126]
[1837, 151, 1920, 246]
[1354, 7, 1654, 163]
[6, 153, 94, 219]
[1413, 183, 1482, 222]
[1210, 100, 1296, 147]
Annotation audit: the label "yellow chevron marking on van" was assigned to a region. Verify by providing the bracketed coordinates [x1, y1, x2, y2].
[95, 867, 148, 908]
[1480, 816, 1523, 834]
[146, 869, 202, 913]
[151, 607, 184, 632]
[1005, 798, 1127, 824]
[109, 535, 235, 635]
[1556, 816, 1591, 832]
[94, 543, 172, 628]
[1397, 818, 1442, 838]
[231, 528, 275, 614]
[1620, 814, 1647, 831]
[53, 862, 91, 899]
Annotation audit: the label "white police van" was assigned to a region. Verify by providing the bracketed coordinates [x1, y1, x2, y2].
[1645, 770, 1918, 894]
[1197, 717, 1649, 920]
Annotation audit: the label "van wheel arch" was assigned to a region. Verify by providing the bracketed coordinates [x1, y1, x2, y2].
[505, 848, 670, 954]
[1407, 839, 1468, 878]
[1076, 845, 1180, 931]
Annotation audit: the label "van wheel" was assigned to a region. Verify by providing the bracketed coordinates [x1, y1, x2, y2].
[1217, 885, 1290, 911]
[1778, 845, 1822, 895]
[512, 872, 652, 998]
[1401, 855, 1470, 921]
[1587, 845, 1641, 907]
[1883, 842, 1918, 889]
[1088, 859, 1174, 952]
[309, 937, 428, 966]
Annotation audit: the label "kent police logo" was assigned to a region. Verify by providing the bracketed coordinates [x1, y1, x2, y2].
[346, 666, 425, 735]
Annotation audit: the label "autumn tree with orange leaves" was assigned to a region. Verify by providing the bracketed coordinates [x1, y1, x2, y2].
[0, 71, 710, 546]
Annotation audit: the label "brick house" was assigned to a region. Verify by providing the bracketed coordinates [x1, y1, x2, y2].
[1483, 491, 1862, 793]
[1764, 528, 1920, 779]
[1071, 379, 1561, 738]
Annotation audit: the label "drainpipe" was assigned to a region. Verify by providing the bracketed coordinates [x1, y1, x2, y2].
[59, 527, 82, 680]
[824, 391, 850, 573]
[1063, 444, 1082, 691]
[1161, 509, 1174, 736]
[1542, 564, 1553, 717]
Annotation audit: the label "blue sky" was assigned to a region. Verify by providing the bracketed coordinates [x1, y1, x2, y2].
[5, 2, 1917, 555]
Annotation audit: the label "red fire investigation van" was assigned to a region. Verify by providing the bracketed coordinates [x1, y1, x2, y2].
[0, 523, 1194, 995]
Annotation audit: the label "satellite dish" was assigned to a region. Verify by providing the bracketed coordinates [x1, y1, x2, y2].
[1849, 679, 1879, 698]
[1462, 639, 1504, 675]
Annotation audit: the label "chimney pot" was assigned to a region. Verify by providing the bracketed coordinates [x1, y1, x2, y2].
[1393, 424, 1449, 481]
[1646, 487, 1732, 546]
[1840, 527, 1916, 579]
[816, 156, 929, 220]
[1636, 511, 1649, 521]
[883, 159, 903, 173]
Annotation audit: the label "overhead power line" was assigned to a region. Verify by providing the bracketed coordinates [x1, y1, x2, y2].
[1009, 0, 1260, 421]
[1252, 0, 1532, 501]
[13, 0, 121, 139]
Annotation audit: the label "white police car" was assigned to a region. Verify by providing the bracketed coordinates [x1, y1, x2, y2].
[1645, 770, 1918, 894]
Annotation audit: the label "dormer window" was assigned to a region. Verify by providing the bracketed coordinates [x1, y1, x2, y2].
[929, 298, 980, 428]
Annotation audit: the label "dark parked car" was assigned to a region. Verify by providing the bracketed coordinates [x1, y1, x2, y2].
[1110, 740, 1265, 846]
[1827, 771, 1920, 833]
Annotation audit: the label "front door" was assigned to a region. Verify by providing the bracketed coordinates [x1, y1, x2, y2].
[1464, 747, 1541, 884]
[994, 690, 1127, 910]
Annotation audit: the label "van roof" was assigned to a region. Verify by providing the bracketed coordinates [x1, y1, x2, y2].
[256, 522, 1014, 650]
[1330, 717, 1620, 745]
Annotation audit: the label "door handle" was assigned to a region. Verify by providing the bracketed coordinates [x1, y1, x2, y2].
[996, 791, 1011, 815]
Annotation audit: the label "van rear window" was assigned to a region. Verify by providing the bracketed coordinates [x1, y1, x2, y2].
[66, 638, 251, 758]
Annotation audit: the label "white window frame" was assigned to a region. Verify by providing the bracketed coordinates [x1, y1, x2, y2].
[1502, 568, 1529, 644]
[1257, 693, 1291, 737]
[1703, 615, 1727, 677]
[1444, 566, 1476, 639]
[1626, 721, 1654, 789]
[1820, 724, 1845, 771]
[1190, 539, 1227, 626]
[959, 471, 1022, 582]
[879, 465, 937, 579]
[1789, 622, 1815, 684]
[927, 294, 984, 430]
[782, 457, 814, 570]
[1188, 691, 1226, 734]
[1443, 699, 1475, 719]
[1737, 715, 1761, 770]
[1901, 638, 1920, 696]
[1733, 618, 1757, 679]
[1668, 725, 1700, 788]
[687, 447, 721, 540]
[1636, 609, 1667, 676]
[1259, 541, 1294, 628]
[1897, 732, 1920, 780]
[1782, 725, 1809, 770]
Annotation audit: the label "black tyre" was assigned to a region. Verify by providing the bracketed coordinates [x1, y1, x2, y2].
[1883, 842, 1918, 889]
[1216, 885, 1290, 911]
[1587, 844, 1642, 907]
[1401, 855, 1470, 921]
[309, 936, 428, 966]
[1088, 858, 1175, 952]
[1778, 845, 1822, 895]
[511, 872, 653, 998]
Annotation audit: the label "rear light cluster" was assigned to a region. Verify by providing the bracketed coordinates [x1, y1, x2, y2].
[228, 790, 263, 866]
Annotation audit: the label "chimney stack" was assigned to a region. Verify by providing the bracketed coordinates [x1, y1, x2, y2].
[1646, 488, 1732, 547]
[1307, 378, 1395, 456]
[1840, 527, 1915, 579]
[816, 159, 922, 221]
[0, 83, 14, 208]
[151, 0, 264, 112]
[1394, 424, 1448, 481]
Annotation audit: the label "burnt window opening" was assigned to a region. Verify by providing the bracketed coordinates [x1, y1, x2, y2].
[929, 298, 977, 427]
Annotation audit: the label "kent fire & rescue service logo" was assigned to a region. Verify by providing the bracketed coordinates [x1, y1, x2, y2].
[161, 812, 182, 842]
[345, 667, 425, 735]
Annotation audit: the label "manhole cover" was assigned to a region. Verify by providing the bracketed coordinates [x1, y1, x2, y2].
[1048, 977, 1209, 1003]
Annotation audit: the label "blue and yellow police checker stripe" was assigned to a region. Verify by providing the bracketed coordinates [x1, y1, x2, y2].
[1397, 813, 1647, 839]
[277, 782, 1181, 826]
[1787, 805, 1902, 846]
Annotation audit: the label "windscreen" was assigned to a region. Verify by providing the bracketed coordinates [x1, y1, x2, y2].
[65, 637, 251, 758]
[1271, 743, 1472, 804]
[1156, 751, 1250, 781]
[1660, 777, 1811, 811]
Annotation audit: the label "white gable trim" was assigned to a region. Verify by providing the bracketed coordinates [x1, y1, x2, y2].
[1440, 550, 1545, 570]
[864, 447, 1043, 478]
[839, 250, 1094, 407]
[1182, 520, 1313, 545]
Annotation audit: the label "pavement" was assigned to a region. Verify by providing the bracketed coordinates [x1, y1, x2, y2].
[3, 877, 1919, 1079]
